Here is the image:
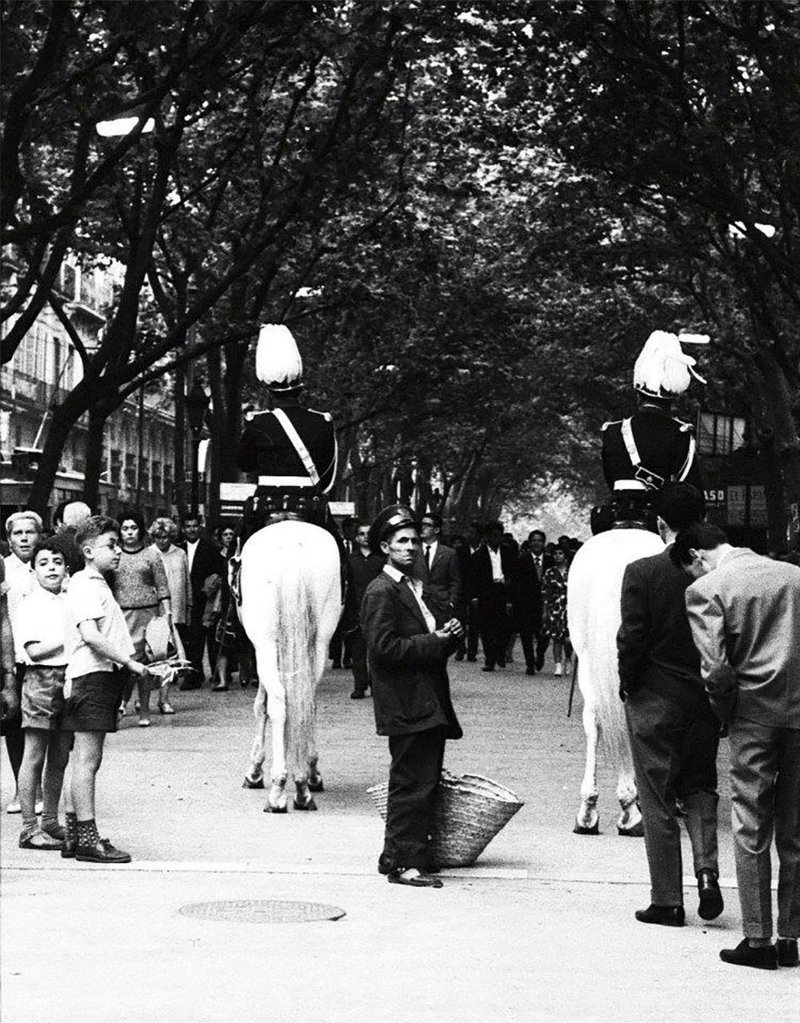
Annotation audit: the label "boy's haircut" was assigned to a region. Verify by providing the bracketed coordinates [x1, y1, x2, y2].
[671, 522, 729, 568]
[528, 529, 545, 541]
[654, 483, 706, 532]
[76, 515, 120, 549]
[31, 538, 66, 565]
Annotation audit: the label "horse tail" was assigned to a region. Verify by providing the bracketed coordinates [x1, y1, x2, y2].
[274, 559, 320, 773]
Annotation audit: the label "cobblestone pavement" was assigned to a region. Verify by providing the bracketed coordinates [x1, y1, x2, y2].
[1, 651, 794, 1023]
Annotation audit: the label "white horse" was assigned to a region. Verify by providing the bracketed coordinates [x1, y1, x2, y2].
[567, 527, 664, 835]
[239, 519, 341, 812]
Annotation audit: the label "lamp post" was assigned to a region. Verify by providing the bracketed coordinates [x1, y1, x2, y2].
[186, 380, 209, 515]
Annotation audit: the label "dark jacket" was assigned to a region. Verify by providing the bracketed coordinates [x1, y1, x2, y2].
[349, 549, 385, 609]
[617, 548, 704, 703]
[414, 541, 463, 619]
[180, 538, 225, 599]
[361, 571, 461, 739]
[602, 404, 703, 493]
[512, 551, 553, 612]
[471, 544, 517, 602]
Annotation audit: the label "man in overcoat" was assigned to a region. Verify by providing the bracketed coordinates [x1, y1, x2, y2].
[361, 505, 463, 888]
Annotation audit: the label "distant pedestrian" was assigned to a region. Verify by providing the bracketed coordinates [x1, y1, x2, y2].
[179, 515, 225, 689]
[541, 546, 572, 676]
[149, 517, 190, 714]
[114, 508, 171, 726]
[346, 521, 384, 699]
[62, 516, 153, 864]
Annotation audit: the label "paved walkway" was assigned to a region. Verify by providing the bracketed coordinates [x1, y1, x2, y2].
[1, 653, 794, 1022]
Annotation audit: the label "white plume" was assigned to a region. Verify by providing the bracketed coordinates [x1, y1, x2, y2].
[255, 324, 303, 389]
[633, 330, 707, 397]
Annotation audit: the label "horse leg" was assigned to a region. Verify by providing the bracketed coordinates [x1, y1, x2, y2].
[616, 755, 643, 837]
[242, 685, 267, 789]
[252, 641, 288, 813]
[293, 635, 326, 811]
[574, 701, 600, 834]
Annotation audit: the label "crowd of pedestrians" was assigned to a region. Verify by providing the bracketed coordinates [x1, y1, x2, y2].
[0, 503, 257, 861]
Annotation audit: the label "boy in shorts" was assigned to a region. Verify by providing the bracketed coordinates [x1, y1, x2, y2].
[15, 540, 75, 849]
[61, 516, 152, 864]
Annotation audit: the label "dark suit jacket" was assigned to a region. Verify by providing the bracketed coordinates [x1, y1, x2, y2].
[471, 545, 517, 602]
[415, 541, 463, 619]
[361, 571, 462, 739]
[511, 552, 552, 619]
[685, 548, 800, 726]
[617, 548, 705, 704]
[180, 539, 225, 599]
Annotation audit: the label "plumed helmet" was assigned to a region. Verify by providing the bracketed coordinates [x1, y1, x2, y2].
[633, 331, 709, 399]
[255, 324, 303, 391]
[368, 504, 419, 550]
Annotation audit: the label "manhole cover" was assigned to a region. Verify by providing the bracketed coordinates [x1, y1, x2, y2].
[178, 900, 346, 924]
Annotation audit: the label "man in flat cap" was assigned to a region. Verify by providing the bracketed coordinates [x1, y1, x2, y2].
[361, 505, 464, 888]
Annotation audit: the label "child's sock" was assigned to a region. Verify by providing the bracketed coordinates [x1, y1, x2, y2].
[76, 818, 100, 847]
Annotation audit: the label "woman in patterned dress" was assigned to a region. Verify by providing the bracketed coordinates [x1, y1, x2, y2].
[541, 545, 572, 676]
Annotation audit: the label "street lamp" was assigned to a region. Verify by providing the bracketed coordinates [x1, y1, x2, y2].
[186, 380, 209, 515]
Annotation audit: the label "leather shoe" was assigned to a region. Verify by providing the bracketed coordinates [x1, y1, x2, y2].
[61, 836, 77, 859]
[482, 665, 494, 672]
[179, 681, 201, 691]
[526, 667, 536, 676]
[350, 690, 365, 700]
[697, 869, 723, 920]
[75, 838, 132, 864]
[719, 938, 777, 970]
[387, 869, 443, 888]
[777, 938, 798, 967]
[635, 904, 685, 927]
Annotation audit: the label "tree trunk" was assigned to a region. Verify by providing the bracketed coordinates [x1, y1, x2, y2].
[83, 400, 115, 513]
[174, 363, 187, 520]
[26, 382, 93, 516]
[753, 350, 800, 548]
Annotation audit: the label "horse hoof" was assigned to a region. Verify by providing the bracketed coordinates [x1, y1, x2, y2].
[573, 821, 600, 835]
[293, 796, 317, 811]
[617, 821, 644, 837]
[242, 775, 265, 789]
[264, 803, 288, 813]
[307, 777, 324, 793]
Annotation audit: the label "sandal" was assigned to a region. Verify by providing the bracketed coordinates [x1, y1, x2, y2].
[19, 828, 63, 850]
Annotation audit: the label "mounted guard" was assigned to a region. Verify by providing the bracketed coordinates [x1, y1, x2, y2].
[593, 330, 709, 533]
[236, 324, 343, 812]
[237, 323, 339, 542]
[568, 328, 709, 837]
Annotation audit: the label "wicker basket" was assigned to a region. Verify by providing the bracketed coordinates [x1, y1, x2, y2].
[367, 771, 524, 867]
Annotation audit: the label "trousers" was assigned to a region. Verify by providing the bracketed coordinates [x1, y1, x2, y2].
[625, 684, 720, 906]
[728, 718, 800, 939]
[383, 726, 446, 871]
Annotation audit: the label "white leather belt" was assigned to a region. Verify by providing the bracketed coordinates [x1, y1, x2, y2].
[257, 475, 314, 488]
[614, 480, 648, 491]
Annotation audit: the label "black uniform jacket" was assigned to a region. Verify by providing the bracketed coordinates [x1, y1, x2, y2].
[361, 571, 462, 740]
[617, 548, 705, 704]
[601, 405, 703, 493]
[238, 407, 337, 492]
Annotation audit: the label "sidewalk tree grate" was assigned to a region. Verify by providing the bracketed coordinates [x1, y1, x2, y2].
[178, 900, 346, 924]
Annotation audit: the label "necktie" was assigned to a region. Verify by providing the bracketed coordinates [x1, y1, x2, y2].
[425, 545, 433, 569]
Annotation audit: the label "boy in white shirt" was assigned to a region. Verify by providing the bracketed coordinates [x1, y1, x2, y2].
[15, 540, 76, 849]
[61, 516, 151, 864]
